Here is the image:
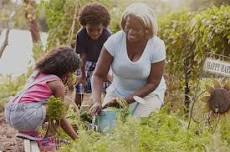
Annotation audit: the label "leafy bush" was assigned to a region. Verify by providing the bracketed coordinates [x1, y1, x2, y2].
[160, 6, 230, 81]
[159, 10, 194, 82]
[60, 106, 230, 152]
[159, 6, 230, 108]
[191, 6, 230, 57]
[41, 0, 79, 48]
[0, 74, 29, 112]
[41, 0, 116, 49]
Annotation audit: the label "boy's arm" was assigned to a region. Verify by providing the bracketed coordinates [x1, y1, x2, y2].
[80, 53, 87, 82]
[75, 32, 87, 84]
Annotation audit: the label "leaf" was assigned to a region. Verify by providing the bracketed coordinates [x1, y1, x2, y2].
[212, 79, 221, 88]
[205, 84, 215, 93]
[200, 95, 211, 103]
[202, 103, 210, 113]
[116, 98, 128, 109]
[224, 81, 230, 90]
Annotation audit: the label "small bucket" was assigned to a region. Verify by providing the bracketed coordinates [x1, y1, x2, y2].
[95, 108, 118, 133]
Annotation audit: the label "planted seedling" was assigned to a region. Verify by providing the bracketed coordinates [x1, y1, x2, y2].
[45, 96, 68, 137]
[115, 98, 130, 122]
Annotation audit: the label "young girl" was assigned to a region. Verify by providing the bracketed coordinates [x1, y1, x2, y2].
[75, 3, 112, 107]
[4, 47, 79, 141]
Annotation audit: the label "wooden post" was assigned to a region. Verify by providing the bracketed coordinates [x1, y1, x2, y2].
[24, 139, 40, 152]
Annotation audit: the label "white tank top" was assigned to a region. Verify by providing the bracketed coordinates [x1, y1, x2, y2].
[104, 31, 166, 102]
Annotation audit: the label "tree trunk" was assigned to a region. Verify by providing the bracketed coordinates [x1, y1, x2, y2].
[0, 10, 15, 59]
[24, 0, 40, 43]
[29, 20, 40, 43]
[0, 29, 10, 58]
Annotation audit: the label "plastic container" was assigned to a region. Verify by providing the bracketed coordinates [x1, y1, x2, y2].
[95, 108, 117, 133]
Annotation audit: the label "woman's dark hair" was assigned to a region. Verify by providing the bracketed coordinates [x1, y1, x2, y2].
[35, 47, 79, 78]
[79, 3, 110, 27]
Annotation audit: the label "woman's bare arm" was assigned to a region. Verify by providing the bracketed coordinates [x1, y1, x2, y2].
[89, 47, 113, 115]
[125, 60, 165, 103]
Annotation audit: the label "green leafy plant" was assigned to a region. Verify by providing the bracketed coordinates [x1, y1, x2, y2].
[46, 96, 67, 137]
[59, 106, 230, 152]
[0, 74, 29, 112]
[159, 6, 230, 109]
[47, 96, 67, 121]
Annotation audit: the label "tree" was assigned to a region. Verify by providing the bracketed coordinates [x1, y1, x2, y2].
[159, 6, 230, 110]
[0, 29, 10, 58]
[0, 1, 16, 58]
[189, 0, 230, 11]
[23, 0, 41, 43]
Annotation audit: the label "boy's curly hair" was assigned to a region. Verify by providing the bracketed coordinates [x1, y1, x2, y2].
[79, 3, 110, 27]
[35, 47, 80, 78]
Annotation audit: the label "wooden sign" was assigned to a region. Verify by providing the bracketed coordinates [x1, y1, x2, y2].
[203, 58, 230, 77]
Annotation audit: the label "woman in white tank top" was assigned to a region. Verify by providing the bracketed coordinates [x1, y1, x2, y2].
[89, 3, 166, 118]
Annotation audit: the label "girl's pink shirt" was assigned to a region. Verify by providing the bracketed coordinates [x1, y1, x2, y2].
[19, 73, 60, 103]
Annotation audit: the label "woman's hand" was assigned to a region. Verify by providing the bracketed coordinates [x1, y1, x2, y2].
[102, 99, 120, 109]
[106, 74, 113, 82]
[103, 98, 129, 109]
[89, 102, 102, 116]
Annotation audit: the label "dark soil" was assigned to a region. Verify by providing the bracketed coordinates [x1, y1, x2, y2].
[0, 112, 24, 152]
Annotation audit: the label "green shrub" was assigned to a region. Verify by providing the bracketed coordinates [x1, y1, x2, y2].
[60, 107, 230, 152]
[0, 74, 29, 112]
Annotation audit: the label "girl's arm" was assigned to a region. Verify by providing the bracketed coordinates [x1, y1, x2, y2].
[125, 60, 165, 104]
[47, 80, 78, 140]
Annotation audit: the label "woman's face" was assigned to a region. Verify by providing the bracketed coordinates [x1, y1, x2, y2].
[85, 24, 104, 40]
[124, 15, 147, 43]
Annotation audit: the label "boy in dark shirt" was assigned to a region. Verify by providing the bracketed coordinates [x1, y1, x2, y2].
[75, 3, 111, 107]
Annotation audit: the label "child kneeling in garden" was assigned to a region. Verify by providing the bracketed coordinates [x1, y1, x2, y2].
[4, 47, 79, 148]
